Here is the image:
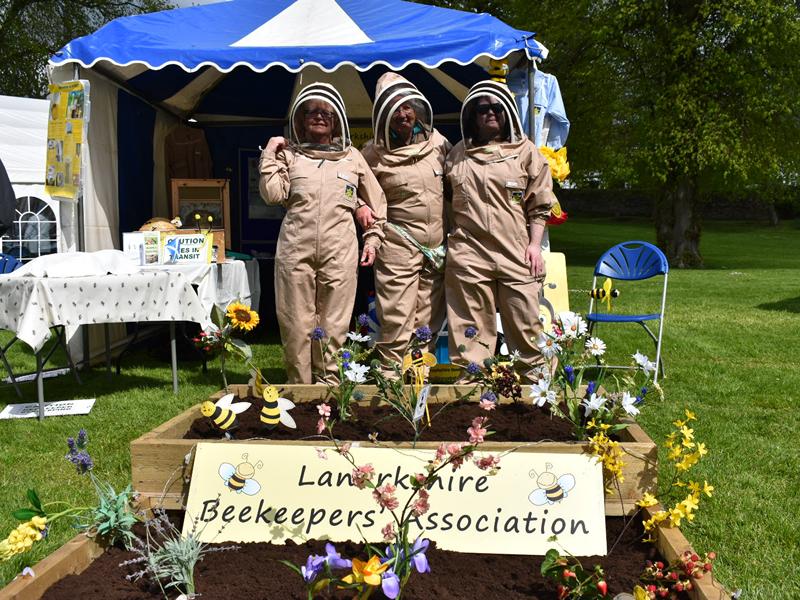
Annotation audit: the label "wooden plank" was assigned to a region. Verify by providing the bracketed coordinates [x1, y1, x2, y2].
[0, 535, 103, 600]
[646, 505, 731, 600]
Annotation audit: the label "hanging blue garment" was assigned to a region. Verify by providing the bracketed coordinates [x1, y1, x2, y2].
[507, 68, 570, 149]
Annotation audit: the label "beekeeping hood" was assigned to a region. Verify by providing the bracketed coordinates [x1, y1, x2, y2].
[459, 79, 525, 148]
[289, 82, 351, 156]
[372, 73, 433, 150]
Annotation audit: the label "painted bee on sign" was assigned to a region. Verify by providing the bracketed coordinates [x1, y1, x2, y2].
[200, 393, 251, 437]
[219, 453, 262, 495]
[589, 278, 620, 311]
[528, 463, 576, 506]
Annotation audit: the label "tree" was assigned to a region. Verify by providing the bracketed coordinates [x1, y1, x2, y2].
[426, 0, 800, 266]
[0, 0, 168, 99]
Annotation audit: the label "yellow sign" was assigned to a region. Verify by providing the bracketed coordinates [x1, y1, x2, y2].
[45, 80, 89, 200]
[350, 126, 373, 150]
[183, 443, 607, 556]
[541, 252, 570, 330]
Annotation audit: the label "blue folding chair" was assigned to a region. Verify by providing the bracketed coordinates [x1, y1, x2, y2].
[587, 241, 668, 383]
[0, 253, 21, 274]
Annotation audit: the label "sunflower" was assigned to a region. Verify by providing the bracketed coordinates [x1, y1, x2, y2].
[226, 302, 259, 331]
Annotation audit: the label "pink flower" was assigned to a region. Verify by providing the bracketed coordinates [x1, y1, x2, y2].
[338, 442, 352, 458]
[435, 443, 448, 462]
[479, 399, 496, 411]
[317, 403, 331, 418]
[447, 443, 463, 457]
[316, 418, 326, 435]
[316, 448, 328, 460]
[475, 454, 501, 471]
[372, 484, 400, 511]
[468, 417, 488, 444]
[411, 489, 430, 517]
[352, 464, 375, 489]
[414, 473, 427, 486]
[381, 522, 396, 543]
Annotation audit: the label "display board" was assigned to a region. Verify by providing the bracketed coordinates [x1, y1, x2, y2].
[45, 80, 90, 200]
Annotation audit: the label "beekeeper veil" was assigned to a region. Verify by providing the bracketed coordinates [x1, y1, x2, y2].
[372, 73, 433, 149]
[460, 80, 525, 146]
[290, 82, 351, 152]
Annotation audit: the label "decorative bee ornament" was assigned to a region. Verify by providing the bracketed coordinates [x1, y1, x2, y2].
[219, 453, 262, 495]
[200, 393, 251, 438]
[589, 277, 620, 311]
[528, 463, 576, 506]
[402, 348, 437, 425]
[251, 368, 296, 431]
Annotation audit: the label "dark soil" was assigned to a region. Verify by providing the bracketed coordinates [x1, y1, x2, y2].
[186, 399, 579, 443]
[42, 516, 666, 599]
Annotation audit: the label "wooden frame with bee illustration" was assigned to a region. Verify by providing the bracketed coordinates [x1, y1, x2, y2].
[170, 178, 231, 243]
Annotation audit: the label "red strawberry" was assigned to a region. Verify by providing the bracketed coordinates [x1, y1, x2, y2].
[597, 580, 608, 596]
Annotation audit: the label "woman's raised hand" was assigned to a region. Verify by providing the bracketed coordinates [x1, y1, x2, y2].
[265, 136, 287, 154]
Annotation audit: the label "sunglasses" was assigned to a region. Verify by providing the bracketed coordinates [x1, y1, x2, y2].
[476, 102, 505, 115]
[305, 109, 335, 121]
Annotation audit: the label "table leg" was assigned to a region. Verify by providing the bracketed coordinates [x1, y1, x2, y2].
[170, 322, 178, 394]
[104, 323, 111, 381]
[36, 351, 44, 421]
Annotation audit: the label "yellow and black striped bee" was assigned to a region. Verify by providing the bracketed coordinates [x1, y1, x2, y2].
[251, 369, 296, 431]
[402, 348, 437, 423]
[219, 453, 262, 495]
[589, 277, 620, 310]
[528, 463, 576, 506]
[487, 58, 509, 83]
[200, 393, 251, 436]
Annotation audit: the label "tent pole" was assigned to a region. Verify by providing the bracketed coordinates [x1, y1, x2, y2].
[527, 57, 537, 142]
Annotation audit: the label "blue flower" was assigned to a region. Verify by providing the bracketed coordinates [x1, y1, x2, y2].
[343, 361, 350, 370]
[410, 538, 431, 573]
[301, 554, 325, 583]
[635, 386, 648, 405]
[415, 326, 432, 343]
[352, 390, 365, 401]
[466, 362, 481, 375]
[77, 428, 87, 449]
[564, 365, 575, 385]
[357, 313, 370, 327]
[66, 437, 76, 455]
[66, 450, 94, 475]
[465, 326, 478, 339]
[382, 569, 401, 598]
[323, 543, 352, 570]
[342, 350, 352, 360]
[586, 380, 597, 396]
[310, 327, 326, 341]
[480, 390, 497, 403]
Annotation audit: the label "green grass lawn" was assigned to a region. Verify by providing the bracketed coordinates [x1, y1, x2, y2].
[1, 217, 799, 598]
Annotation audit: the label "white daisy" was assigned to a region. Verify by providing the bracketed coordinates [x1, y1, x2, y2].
[529, 380, 557, 407]
[346, 331, 371, 343]
[558, 311, 588, 339]
[344, 362, 369, 383]
[632, 351, 657, 377]
[620, 392, 640, 416]
[537, 334, 561, 359]
[585, 337, 607, 357]
[581, 393, 607, 417]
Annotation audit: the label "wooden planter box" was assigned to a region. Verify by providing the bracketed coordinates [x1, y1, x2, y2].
[0, 505, 730, 600]
[131, 385, 657, 516]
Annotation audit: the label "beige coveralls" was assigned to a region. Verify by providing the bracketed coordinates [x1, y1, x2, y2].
[260, 122, 386, 384]
[361, 74, 451, 369]
[445, 82, 556, 377]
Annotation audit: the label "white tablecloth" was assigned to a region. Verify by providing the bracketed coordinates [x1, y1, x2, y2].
[140, 261, 251, 315]
[0, 271, 211, 352]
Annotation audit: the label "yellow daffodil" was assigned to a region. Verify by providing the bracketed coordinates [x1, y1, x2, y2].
[681, 494, 699, 513]
[343, 556, 388, 587]
[226, 302, 260, 331]
[695, 442, 708, 457]
[668, 506, 685, 527]
[684, 408, 696, 421]
[673, 418, 686, 428]
[636, 492, 659, 508]
[702, 480, 715, 497]
[688, 481, 701, 495]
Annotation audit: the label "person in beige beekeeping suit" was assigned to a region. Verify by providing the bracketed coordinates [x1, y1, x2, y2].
[259, 83, 386, 383]
[359, 73, 451, 373]
[445, 79, 556, 380]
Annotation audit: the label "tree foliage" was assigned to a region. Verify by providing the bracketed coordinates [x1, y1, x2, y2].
[0, 0, 168, 98]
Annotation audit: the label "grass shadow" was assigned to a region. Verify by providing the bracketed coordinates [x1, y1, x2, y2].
[756, 296, 800, 314]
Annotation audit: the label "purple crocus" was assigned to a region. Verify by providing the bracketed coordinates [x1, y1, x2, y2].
[324, 543, 352, 570]
[415, 326, 432, 343]
[410, 538, 431, 573]
[301, 554, 325, 583]
[464, 326, 478, 339]
[382, 569, 401, 599]
[311, 327, 326, 341]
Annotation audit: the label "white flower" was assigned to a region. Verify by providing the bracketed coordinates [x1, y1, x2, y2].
[632, 351, 657, 377]
[537, 334, 561, 359]
[585, 337, 607, 357]
[347, 331, 371, 343]
[620, 392, 640, 416]
[557, 311, 588, 339]
[529, 380, 557, 407]
[582, 393, 607, 417]
[344, 362, 369, 383]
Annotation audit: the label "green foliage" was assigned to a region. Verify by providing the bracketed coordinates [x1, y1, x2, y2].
[0, 0, 169, 98]
[540, 548, 608, 598]
[83, 481, 138, 549]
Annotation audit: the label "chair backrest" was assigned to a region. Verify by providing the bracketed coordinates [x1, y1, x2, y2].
[594, 241, 668, 281]
[0, 253, 22, 274]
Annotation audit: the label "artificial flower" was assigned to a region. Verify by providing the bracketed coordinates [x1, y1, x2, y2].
[317, 403, 331, 418]
[539, 145, 571, 182]
[410, 537, 431, 573]
[372, 484, 400, 511]
[344, 362, 369, 383]
[414, 325, 433, 343]
[310, 327, 326, 341]
[381, 522, 396, 543]
[582, 393, 607, 417]
[465, 326, 478, 339]
[382, 569, 401, 599]
[226, 302, 259, 331]
[636, 492, 659, 508]
[537, 334, 561, 359]
[620, 392, 640, 416]
[632, 351, 657, 377]
[346, 331, 371, 343]
[352, 464, 375, 489]
[585, 336, 607, 357]
[529, 379, 557, 407]
[557, 311, 587, 339]
[323, 543, 352, 570]
[343, 556, 389, 587]
[467, 417, 488, 443]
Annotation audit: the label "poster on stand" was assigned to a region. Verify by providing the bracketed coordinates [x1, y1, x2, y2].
[45, 80, 90, 200]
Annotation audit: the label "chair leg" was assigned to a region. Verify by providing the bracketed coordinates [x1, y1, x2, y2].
[0, 340, 23, 398]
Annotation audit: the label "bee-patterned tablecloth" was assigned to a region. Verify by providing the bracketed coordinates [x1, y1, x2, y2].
[0, 270, 211, 352]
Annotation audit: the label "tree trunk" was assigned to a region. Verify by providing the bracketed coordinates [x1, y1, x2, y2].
[655, 175, 703, 267]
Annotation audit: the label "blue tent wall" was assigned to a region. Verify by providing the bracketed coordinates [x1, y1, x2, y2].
[117, 90, 155, 240]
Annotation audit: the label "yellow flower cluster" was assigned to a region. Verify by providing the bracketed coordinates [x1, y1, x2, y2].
[636, 409, 713, 542]
[0, 516, 47, 561]
[538, 146, 571, 183]
[587, 420, 625, 493]
[226, 302, 260, 332]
